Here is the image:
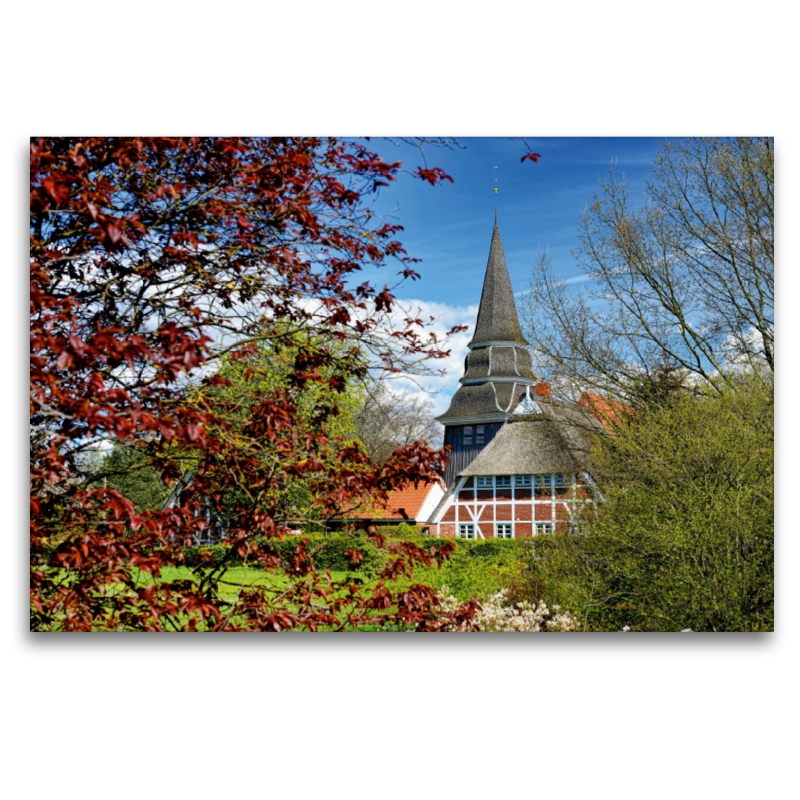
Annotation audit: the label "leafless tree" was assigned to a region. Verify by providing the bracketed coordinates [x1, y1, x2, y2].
[353, 379, 443, 465]
[521, 137, 773, 401]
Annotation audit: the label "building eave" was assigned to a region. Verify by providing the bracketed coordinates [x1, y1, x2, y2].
[460, 376, 535, 386]
[434, 412, 510, 425]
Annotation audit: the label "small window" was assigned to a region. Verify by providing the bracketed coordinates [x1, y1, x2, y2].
[495, 523, 513, 539]
[496, 476, 511, 488]
[555, 473, 566, 488]
[535, 522, 554, 536]
[476, 425, 485, 445]
[464, 426, 473, 445]
[515, 475, 531, 487]
[477, 476, 493, 488]
[535, 474, 553, 488]
[458, 523, 476, 539]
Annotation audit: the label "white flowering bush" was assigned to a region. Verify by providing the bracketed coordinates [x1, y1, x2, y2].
[437, 587, 579, 632]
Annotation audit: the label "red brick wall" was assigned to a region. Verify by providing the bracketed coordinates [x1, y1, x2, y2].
[515, 522, 533, 537]
[514, 504, 532, 521]
[478, 522, 493, 539]
[438, 523, 456, 538]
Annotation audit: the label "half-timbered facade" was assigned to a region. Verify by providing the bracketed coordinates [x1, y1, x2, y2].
[426, 218, 604, 538]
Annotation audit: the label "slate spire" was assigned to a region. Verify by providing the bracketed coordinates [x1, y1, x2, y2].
[436, 220, 535, 427]
[469, 220, 527, 348]
[435, 219, 538, 485]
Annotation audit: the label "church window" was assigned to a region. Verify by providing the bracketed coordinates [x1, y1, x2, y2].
[477, 476, 492, 488]
[464, 426, 473, 445]
[535, 522, 554, 535]
[495, 523, 513, 539]
[476, 425, 485, 444]
[458, 523, 476, 539]
[496, 476, 511, 488]
[515, 475, 531, 487]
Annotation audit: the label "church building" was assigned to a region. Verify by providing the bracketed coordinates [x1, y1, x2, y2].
[425, 219, 604, 539]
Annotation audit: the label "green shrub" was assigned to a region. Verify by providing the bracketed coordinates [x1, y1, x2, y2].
[409, 539, 529, 602]
[181, 535, 385, 574]
[517, 379, 774, 632]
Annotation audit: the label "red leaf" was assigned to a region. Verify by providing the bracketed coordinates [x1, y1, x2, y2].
[186, 423, 203, 442]
[42, 178, 70, 205]
[521, 152, 542, 164]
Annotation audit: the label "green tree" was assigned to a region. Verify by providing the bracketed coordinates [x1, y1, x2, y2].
[191, 328, 368, 529]
[101, 444, 172, 512]
[528, 378, 774, 631]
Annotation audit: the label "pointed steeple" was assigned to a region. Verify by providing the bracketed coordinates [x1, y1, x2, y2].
[435, 218, 538, 486]
[469, 221, 527, 347]
[437, 219, 536, 427]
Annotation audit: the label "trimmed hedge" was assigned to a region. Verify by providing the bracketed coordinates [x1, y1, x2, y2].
[181, 535, 385, 574]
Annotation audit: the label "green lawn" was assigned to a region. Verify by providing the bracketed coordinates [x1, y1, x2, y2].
[130, 565, 368, 603]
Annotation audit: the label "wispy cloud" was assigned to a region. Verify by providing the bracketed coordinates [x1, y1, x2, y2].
[379, 298, 479, 416]
[514, 273, 595, 299]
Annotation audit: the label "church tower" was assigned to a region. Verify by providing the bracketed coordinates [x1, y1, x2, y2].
[437, 219, 537, 486]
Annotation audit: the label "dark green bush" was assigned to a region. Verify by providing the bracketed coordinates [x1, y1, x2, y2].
[181, 535, 385, 574]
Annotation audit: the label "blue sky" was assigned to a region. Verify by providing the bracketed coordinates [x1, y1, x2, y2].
[362, 137, 663, 303]
[356, 137, 666, 413]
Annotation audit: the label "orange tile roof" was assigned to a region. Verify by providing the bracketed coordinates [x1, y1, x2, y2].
[341, 480, 442, 521]
[579, 392, 630, 432]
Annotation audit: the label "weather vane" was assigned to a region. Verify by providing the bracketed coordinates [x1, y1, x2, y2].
[493, 165, 499, 212]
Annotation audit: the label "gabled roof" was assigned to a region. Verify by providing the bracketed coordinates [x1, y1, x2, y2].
[458, 401, 603, 477]
[469, 222, 527, 348]
[338, 480, 444, 522]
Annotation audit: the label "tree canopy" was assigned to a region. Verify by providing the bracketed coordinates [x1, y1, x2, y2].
[522, 137, 773, 401]
[527, 377, 774, 631]
[30, 136, 476, 631]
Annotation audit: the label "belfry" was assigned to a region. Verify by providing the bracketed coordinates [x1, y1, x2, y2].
[436, 218, 539, 486]
[425, 218, 606, 539]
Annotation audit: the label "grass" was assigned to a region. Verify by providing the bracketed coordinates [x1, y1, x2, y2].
[35, 540, 529, 630]
[129, 564, 368, 603]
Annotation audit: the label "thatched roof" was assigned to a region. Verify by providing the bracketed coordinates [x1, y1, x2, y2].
[458, 401, 603, 477]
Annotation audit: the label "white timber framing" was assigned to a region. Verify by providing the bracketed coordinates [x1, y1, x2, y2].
[430, 472, 598, 537]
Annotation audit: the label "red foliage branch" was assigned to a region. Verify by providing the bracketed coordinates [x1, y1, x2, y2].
[30, 136, 475, 632]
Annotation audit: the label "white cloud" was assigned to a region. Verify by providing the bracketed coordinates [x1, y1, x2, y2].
[379, 298, 479, 417]
[719, 326, 773, 376]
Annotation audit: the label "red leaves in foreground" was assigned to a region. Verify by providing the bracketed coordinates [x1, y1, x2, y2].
[30, 136, 475, 632]
[520, 152, 542, 164]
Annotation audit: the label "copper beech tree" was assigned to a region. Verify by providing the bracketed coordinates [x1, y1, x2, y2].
[30, 136, 480, 631]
